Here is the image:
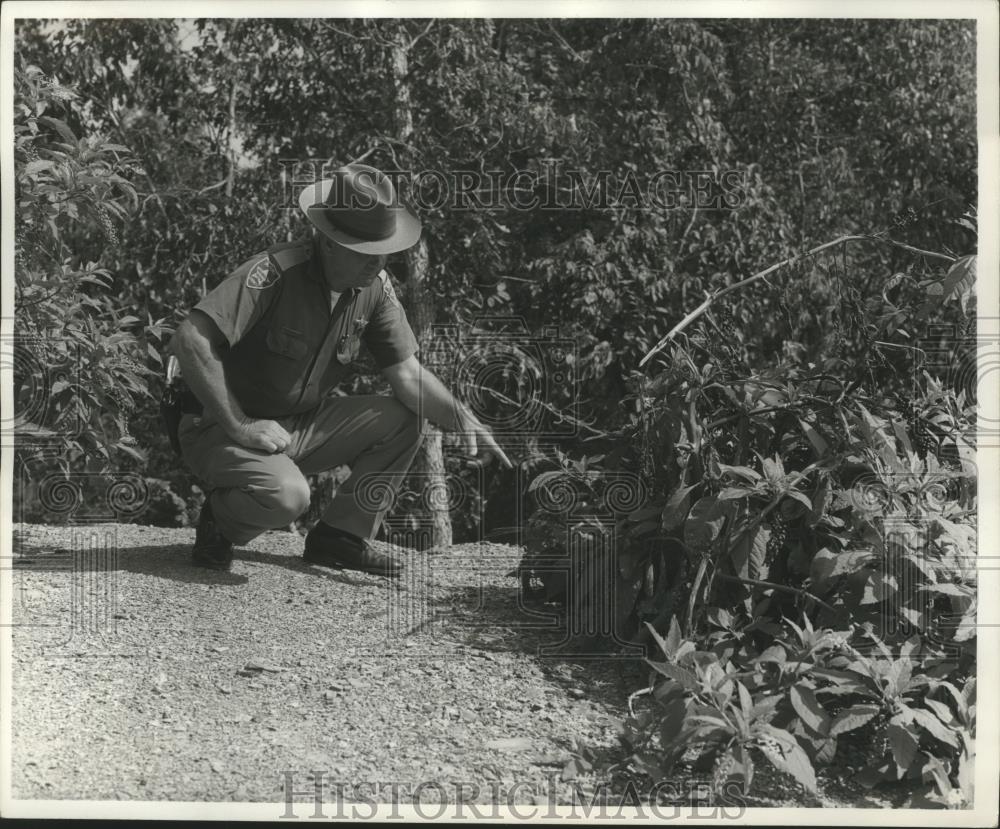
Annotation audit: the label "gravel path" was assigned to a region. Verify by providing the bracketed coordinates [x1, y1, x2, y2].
[11, 523, 633, 806]
[11, 523, 907, 810]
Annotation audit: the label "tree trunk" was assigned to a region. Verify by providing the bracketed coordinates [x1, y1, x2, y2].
[225, 74, 237, 199]
[224, 23, 240, 199]
[390, 29, 452, 548]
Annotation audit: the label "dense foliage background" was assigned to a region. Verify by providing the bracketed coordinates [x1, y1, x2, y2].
[12, 18, 978, 806]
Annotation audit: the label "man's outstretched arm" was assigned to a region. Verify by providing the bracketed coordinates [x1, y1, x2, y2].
[382, 354, 513, 469]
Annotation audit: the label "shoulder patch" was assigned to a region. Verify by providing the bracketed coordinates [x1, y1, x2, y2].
[378, 270, 400, 307]
[245, 257, 278, 290]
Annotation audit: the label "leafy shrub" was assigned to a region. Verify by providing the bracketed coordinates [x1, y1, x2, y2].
[13, 57, 171, 473]
[521, 235, 977, 805]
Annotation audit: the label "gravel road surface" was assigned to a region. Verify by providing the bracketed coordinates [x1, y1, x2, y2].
[10, 523, 902, 810]
[11, 523, 632, 806]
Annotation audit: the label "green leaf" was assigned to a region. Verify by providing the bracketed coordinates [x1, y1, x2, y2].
[962, 678, 976, 709]
[748, 524, 769, 581]
[807, 478, 829, 526]
[954, 613, 977, 642]
[810, 548, 876, 583]
[916, 255, 977, 319]
[921, 698, 954, 725]
[885, 657, 913, 697]
[644, 621, 673, 662]
[762, 456, 782, 484]
[790, 684, 830, 736]
[815, 735, 838, 765]
[37, 115, 77, 144]
[753, 644, 787, 664]
[661, 483, 697, 531]
[718, 486, 755, 500]
[829, 704, 880, 736]
[750, 693, 782, 721]
[23, 159, 55, 175]
[675, 641, 696, 664]
[957, 742, 975, 802]
[937, 255, 977, 307]
[798, 418, 829, 456]
[911, 707, 959, 748]
[736, 681, 753, 718]
[663, 615, 682, 660]
[785, 489, 813, 511]
[706, 607, 733, 630]
[115, 442, 147, 462]
[757, 725, 817, 794]
[728, 527, 752, 579]
[718, 464, 762, 482]
[646, 659, 699, 692]
[891, 418, 916, 457]
[690, 713, 731, 730]
[683, 495, 732, 551]
[887, 723, 919, 773]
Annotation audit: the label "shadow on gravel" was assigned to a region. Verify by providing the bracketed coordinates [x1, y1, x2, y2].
[239, 548, 377, 588]
[431, 581, 644, 790]
[423, 579, 664, 802]
[15, 541, 251, 586]
[17, 542, 383, 590]
[435, 582, 646, 711]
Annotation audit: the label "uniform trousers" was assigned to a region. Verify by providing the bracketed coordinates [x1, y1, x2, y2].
[177, 395, 425, 545]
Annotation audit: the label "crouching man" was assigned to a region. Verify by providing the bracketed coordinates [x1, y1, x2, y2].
[170, 163, 510, 576]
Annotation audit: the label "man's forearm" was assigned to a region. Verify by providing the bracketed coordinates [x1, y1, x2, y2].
[173, 322, 249, 436]
[395, 364, 475, 432]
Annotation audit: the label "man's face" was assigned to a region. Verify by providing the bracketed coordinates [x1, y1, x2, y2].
[317, 233, 387, 291]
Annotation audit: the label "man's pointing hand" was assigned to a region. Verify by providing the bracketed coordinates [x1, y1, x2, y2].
[462, 419, 513, 469]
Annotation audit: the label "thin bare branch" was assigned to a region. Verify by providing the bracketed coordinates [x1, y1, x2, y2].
[348, 146, 378, 166]
[639, 234, 958, 368]
[546, 21, 585, 62]
[320, 21, 372, 42]
[715, 573, 840, 617]
[407, 19, 436, 51]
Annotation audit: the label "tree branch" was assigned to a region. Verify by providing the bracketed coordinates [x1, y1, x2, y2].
[715, 572, 840, 617]
[320, 20, 372, 42]
[407, 19, 436, 51]
[546, 21, 585, 62]
[639, 234, 957, 368]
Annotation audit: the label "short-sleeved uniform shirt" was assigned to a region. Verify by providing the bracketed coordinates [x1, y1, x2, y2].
[188, 236, 418, 419]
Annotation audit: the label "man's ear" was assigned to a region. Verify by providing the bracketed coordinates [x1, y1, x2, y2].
[386, 257, 409, 283]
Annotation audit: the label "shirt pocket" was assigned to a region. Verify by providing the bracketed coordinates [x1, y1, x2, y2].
[335, 331, 362, 365]
[265, 326, 309, 360]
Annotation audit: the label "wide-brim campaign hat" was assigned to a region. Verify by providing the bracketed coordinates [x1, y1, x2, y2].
[298, 163, 421, 255]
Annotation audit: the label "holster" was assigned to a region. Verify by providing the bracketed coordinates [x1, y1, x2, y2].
[159, 379, 203, 457]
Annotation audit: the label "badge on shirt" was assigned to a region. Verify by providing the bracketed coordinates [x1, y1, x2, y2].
[245, 257, 278, 290]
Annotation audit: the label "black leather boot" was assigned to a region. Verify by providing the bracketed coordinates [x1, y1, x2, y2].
[192, 496, 234, 571]
[304, 522, 403, 577]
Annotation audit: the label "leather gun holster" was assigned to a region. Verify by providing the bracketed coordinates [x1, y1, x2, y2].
[159, 356, 203, 457]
